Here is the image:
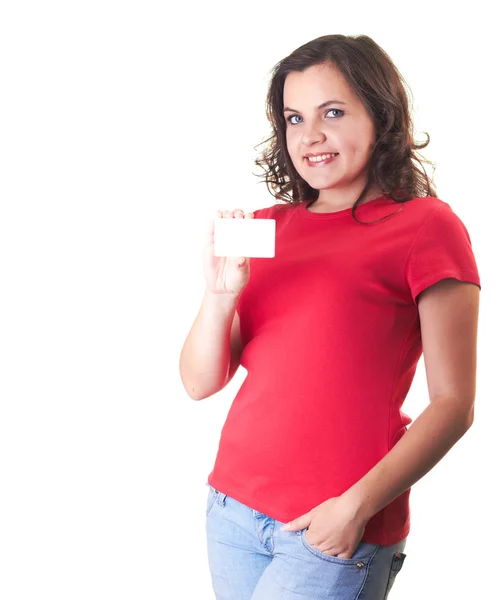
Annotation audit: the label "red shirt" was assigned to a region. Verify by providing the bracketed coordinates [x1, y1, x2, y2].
[207, 195, 481, 545]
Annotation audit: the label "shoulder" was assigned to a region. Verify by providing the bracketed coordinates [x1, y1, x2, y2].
[400, 195, 469, 233]
[401, 195, 450, 218]
[252, 201, 298, 219]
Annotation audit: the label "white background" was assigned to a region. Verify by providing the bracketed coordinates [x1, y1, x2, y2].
[0, 1, 499, 598]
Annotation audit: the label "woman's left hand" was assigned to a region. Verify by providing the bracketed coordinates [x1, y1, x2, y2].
[280, 494, 369, 559]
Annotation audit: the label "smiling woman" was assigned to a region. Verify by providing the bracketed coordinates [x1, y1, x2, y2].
[181, 33, 482, 600]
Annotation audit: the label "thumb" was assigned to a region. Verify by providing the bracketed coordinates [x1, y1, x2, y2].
[206, 218, 215, 246]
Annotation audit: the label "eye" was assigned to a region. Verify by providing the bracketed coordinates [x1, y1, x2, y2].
[286, 114, 301, 125]
[325, 108, 343, 118]
[286, 108, 344, 125]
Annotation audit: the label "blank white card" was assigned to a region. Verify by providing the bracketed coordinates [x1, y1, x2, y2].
[213, 217, 276, 258]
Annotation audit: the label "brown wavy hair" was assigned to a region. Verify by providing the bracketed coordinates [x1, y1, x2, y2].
[253, 34, 437, 224]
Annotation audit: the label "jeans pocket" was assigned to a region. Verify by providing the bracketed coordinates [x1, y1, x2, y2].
[300, 528, 380, 566]
[383, 552, 407, 599]
[205, 485, 219, 517]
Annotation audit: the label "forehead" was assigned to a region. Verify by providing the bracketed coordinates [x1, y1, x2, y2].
[283, 63, 354, 104]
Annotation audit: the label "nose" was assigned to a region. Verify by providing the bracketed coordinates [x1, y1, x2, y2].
[301, 122, 326, 146]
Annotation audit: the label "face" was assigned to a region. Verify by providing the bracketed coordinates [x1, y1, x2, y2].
[283, 62, 380, 204]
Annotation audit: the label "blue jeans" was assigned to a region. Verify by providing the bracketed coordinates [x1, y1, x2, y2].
[205, 483, 407, 600]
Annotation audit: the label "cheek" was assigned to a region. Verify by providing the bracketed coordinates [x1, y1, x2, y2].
[340, 120, 372, 147]
[285, 129, 295, 150]
[343, 135, 372, 161]
[285, 134, 301, 163]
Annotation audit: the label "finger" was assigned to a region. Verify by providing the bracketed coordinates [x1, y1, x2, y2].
[280, 514, 310, 532]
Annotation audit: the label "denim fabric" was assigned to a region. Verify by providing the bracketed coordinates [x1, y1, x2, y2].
[205, 483, 407, 600]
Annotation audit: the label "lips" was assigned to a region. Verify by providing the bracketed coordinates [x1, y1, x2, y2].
[304, 152, 339, 158]
[304, 153, 339, 167]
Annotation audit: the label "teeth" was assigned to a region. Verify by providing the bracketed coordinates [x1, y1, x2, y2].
[307, 153, 338, 162]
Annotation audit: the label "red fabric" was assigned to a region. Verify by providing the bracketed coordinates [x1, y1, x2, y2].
[207, 195, 481, 546]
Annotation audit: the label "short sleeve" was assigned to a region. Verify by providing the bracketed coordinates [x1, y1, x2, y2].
[405, 205, 481, 305]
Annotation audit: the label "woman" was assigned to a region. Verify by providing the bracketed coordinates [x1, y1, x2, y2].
[179, 33, 481, 599]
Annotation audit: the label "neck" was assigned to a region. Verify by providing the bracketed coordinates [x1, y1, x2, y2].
[309, 186, 385, 213]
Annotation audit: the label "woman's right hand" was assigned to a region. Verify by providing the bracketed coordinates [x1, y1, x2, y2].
[203, 208, 254, 296]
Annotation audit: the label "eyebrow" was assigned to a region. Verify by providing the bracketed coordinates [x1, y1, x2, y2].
[283, 99, 347, 113]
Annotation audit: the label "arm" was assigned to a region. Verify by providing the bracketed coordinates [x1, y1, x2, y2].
[179, 289, 241, 401]
[345, 278, 480, 521]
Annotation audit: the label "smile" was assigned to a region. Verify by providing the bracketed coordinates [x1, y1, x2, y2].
[304, 153, 339, 167]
